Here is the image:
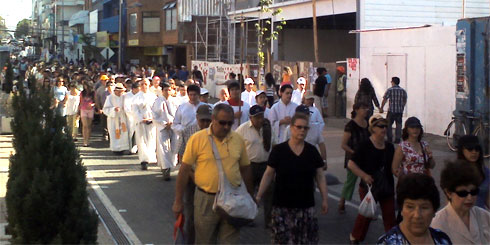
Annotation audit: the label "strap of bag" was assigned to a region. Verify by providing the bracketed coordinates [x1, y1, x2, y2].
[208, 135, 226, 189]
[420, 142, 429, 169]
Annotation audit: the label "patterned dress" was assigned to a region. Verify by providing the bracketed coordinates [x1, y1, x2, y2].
[377, 225, 452, 244]
[399, 140, 430, 175]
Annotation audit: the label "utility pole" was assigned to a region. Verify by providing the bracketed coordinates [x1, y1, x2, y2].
[118, 0, 123, 72]
[61, 0, 65, 62]
[312, 0, 319, 63]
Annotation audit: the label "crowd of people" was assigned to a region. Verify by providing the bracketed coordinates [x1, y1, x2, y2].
[3, 59, 489, 245]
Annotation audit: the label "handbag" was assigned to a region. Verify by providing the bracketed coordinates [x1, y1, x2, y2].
[371, 150, 394, 202]
[208, 136, 258, 227]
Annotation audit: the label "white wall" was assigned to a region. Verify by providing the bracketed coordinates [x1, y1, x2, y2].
[362, 0, 490, 29]
[354, 25, 456, 136]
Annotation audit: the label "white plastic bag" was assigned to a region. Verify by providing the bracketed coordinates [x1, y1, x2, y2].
[359, 185, 377, 218]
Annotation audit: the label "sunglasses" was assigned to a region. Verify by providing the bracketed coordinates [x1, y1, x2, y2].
[375, 124, 388, 129]
[455, 188, 479, 198]
[293, 125, 310, 130]
[218, 120, 234, 126]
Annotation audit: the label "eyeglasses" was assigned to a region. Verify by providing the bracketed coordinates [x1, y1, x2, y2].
[218, 120, 234, 126]
[375, 124, 388, 129]
[455, 188, 479, 198]
[293, 125, 310, 131]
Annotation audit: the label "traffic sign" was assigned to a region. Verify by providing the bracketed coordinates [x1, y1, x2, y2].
[101, 47, 115, 60]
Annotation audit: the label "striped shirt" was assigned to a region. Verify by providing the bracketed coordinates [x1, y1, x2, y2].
[383, 85, 407, 113]
[177, 122, 201, 157]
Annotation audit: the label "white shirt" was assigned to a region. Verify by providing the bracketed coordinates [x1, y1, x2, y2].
[236, 121, 275, 163]
[222, 100, 250, 130]
[241, 90, 256, 106]
[174, 93, 189, 108]
[309, 106, 325, 130]
[291, 89, 305, 105]
[268, 99, 298, 140]
[65, 93, 80, 116]
[172, 101, 206, 134]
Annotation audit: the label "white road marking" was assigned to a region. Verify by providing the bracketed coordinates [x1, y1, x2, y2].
[87, 172, 142, 245]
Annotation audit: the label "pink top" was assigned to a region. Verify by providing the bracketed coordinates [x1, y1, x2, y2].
[80, 93, 95, 111]
[399, 140, 430, 175]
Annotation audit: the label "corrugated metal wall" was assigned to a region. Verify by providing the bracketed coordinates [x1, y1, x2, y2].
[363, 0, 490, 29]
[178, 0, 232, 22]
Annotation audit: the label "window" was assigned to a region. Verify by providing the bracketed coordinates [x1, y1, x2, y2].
[164, 2, 177, 31]
[129, 13, 137, 34]
[143, 12, 160, 33]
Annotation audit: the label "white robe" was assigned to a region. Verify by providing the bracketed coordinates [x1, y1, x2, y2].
[103, 94, 130, 152]
[132, 91, 158, 163]
[171, 101, 206, 134]
[122, 91, 138, 149]
[241, 90, 256, 106]
[152, 96, 177, 170]
[268, 100, 298, 140]
[223, 100, 250, 130]
[291, 89, 304, 105]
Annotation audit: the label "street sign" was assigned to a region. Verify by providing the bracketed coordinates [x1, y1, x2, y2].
[100, 47, 115, 60]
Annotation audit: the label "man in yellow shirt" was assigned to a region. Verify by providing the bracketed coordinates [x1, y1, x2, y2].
[172, 103, 253, 244]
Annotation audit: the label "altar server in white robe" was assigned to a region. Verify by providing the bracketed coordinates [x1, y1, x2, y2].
[222, 81, 250, 130]
[268, 84, 297, 142]
[132, 79, 158, 170]
[152, 82, 177, 180]
[103, 83, 130, 153]
[122, 81, 141, 154]
[171, 84, 205, 136]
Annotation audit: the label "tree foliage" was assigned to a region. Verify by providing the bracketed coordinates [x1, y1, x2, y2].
[6, 77, 98, 243]
[256, 0, 286, 75]
[15, 19, 30, 39]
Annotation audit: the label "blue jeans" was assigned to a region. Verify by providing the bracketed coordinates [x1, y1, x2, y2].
[387, 112, 402, 143]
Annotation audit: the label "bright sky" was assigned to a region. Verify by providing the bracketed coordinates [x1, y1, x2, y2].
[0, 0, 32, 30]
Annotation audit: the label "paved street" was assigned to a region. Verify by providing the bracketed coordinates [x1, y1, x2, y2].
[80, 117, 459, 244]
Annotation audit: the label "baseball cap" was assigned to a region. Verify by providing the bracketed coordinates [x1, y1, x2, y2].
[100, 75, 109, 81]
[249, 105, 265, 116]
[295, 105, 312, 114]
[196, 105, 212, 120]
[304, 90, 315, 100]
[255, 90, 266, 97]
[297, 77, 306, 85]
[244, 78, 254, 85]
[200, 88, 209, 95]
[405, 117, 422, 128]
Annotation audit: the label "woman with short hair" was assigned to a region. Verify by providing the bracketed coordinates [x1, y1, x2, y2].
[457, 135, 489, 210]
[256, 113, 328, 244]
[377, 174, 451, 244]
[431, 161, 490, 244]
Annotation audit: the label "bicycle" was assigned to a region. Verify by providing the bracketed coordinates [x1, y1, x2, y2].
[444, 110, 489, 158]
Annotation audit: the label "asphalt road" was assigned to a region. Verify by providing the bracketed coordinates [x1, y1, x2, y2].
[81, 117, 462, 244]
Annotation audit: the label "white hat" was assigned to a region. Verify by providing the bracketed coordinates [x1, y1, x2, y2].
[255, 90, 266, 97]
[297, 77, 306, 85]
[200, 88, 209, 95]
[244, 78, 254, 85]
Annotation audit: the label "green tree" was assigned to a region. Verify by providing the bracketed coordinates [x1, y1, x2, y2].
[15, 19, 31, 39]
[6, 77, 98, 243]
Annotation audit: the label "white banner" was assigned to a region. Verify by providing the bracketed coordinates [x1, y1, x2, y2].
[191, 61, 249, 98]
[346, 58, 360, 119]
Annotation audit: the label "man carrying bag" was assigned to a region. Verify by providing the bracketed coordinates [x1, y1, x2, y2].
[172, 103, 254, 244]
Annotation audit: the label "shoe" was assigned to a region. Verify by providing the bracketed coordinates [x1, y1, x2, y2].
[349, 234, 360, 245]
[130, 145, 138, 154]
[83, 143, 90, 147]
[141, 162, 148, 170]
[163, 168, 171, 181]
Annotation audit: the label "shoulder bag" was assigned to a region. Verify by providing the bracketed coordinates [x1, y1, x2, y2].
[208, 136, 258, 227]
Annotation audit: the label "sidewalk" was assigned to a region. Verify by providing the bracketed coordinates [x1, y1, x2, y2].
[0, 134, 114, 244]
